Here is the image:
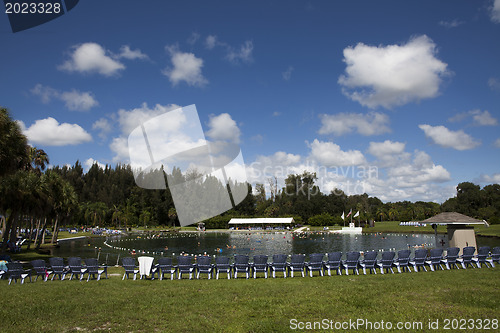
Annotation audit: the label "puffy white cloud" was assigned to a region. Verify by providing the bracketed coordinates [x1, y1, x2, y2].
[491, 0, 500, 23]
[205, 35, 218, 49]
[162, 45, 208, 87]
[367, 140, 407, 166]
[206, 113, 241, 143]
[282, 66, 294, 81]
[116, 45, 148, 60]
[319, 112, 390, 136]
[419, 124, 481, 150]
[338, 35, 449, 109]
[21, 117, 92, 146]
[31, 84, 98, 111]
[59, 42, 125, 76]
[309, 139, 366, 167]
[226, 40, 253, 64]
[92, 118, 112, 140]
[449, 109, 498, 126]
[480, 173, 500, 184]
[84, 158, 106, 171]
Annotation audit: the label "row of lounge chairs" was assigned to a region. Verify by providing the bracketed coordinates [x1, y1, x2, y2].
[121, 246, 500, 280]
[0, 257, 107, 284]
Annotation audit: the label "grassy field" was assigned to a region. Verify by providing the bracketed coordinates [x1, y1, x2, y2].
[0, 266, 498, 332]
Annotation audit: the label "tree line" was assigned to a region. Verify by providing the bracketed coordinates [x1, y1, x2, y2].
[1, 106, 499, 251]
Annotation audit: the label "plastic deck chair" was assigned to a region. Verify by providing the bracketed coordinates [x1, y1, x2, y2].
[214, 256, 231, 279]
[68, 257, 87, 281]
[305, 253, 324, 277]
[473, 246, 492, 268]
[394, 250, 411, 273]
[31, 259, 52, 282]
[270, 254, 288, 278]
[288, 254, 305, 278]
[425, 248, 444, 271]
[251, 255, 268, 279]
[49, 257, 67, 281]
[441, 247, 460, 270]
[6, 262, 31, 285]
[324, 252, 342, 276]
[410, 249, 428, 272]
[377, 251, 395, 274]
[176, 256, 194, 280]
[359, 251, 378, 275]
[84, 258, 106, 281]
[458, 246, 476, 269]
[487, 247, 499, 267]
[196, 256, 213, 279]
[156, 257, 176, 280]
[342, 251, 360, 275]
[121, 257, 139, 280]
[233, 255, 250, 279]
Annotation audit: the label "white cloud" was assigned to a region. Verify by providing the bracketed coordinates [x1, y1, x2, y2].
[419, 124, 481, 150]
[368, 140, 406, 158]
[31, 84, 98, 111]
[480, 173, 500, 184]
[319, 112, 390, 136]
[205, 35, 218, 49]
[226, 40, 253, 64]
[206, 113, 241, 143]
[187, 32, 200, 45]
[92, 118, 112, 140]
[117, 45, 148, 60]
[491, 0, 500, 23]
[494, 138, 500, 148]
[438, 19, 464, 28]
[489, 77, 500, 91]
[84, 158, 106, 171]
[338, 35, 449, 109]
[22, 117, 92, 146]
[309, 139, 366, 167]
[162, 45, 208, 87]
[449, 109, 497, 126]
[282, 66, 294, 81]
[59, 42, 125, 76]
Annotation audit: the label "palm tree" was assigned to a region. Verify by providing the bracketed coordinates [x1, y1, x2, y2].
[0, 107, 29, 178]
[25, 146, 49, 175]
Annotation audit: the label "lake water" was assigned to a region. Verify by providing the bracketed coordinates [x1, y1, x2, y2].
[51, 231, 500, 265]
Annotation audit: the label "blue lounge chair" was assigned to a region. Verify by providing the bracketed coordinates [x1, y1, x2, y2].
[458, 246, 476, 269]
[233, 255, 250, 279]
[251, 255, 268, 279]
[68, 257, 87, 281]
[487, 247, 499, 267]
[156, 257, 176, 280]
[425, 248, 444, 271]
[196, 256, 213, 279]
[394, 250, 411, 273]
[473, 246, 492, 268]
[6, 262, 31, 285]
[270, 254, 288, 278]
[177, 256, 195, 279]
[377, 251, 395, 274]
[288, 254, 305, 278]
[342, 251, 360, 275]
[84, 258, 106, 281]
[441, 247, 460, 269]
[121, 257, 139, 280]
[49, 257, 67, 280]
[359, 251, 378, 275]
[214, 256, 231, 279]
[410, 249, 428, 272]
[31, 259, 51, 282]
[305, 253, 324, 277]
[324, 252, 343, 276]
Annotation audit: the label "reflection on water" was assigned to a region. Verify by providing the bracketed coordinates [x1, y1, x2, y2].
[52, 232, 500, 263]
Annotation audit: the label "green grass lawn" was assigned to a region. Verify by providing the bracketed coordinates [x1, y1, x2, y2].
[0, 266, 498, 332]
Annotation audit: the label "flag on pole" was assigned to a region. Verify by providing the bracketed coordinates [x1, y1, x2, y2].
[346, 209, 352, 218]
[341, 211, 345, 220]
[354, 211, 360, 218]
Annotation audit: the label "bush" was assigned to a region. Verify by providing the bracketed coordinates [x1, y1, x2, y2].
[308, 212, 335, 226]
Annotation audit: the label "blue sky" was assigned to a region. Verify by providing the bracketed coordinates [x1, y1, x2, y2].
[1, 0, 500, 203]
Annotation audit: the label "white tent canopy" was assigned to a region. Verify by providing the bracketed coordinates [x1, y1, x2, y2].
[228, 218, 295, 224]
